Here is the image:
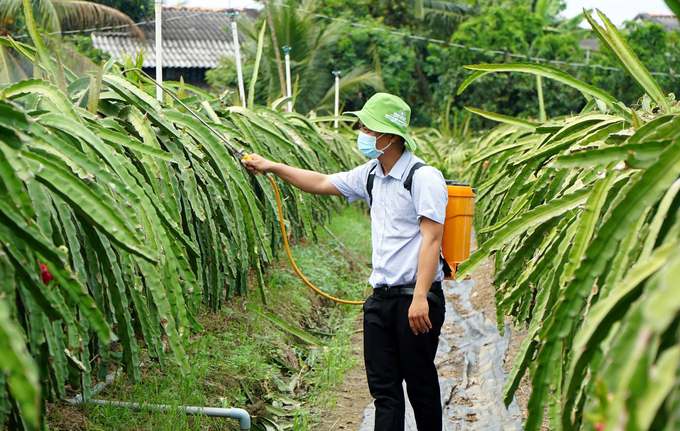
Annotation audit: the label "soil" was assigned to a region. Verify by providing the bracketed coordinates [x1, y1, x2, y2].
[313, 320, 372, 431]
[45, 402, 90, 431]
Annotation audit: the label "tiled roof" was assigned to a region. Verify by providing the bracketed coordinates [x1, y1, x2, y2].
[91, 7, 258, 69]
[634, 13, 679, 32]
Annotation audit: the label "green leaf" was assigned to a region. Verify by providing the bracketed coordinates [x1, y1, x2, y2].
[460, 63, 618, 105]
[583, 10, 671, 113]
[457, 70, 490, 95]
[0, 299, 40, 428]
[464, 107, 537, 130]
[562, 241, 676, 425]
[248, 20, 268, 109]
[551, 141, 670, 168]
[2, 79, 79, 120]
[22, 151, 157, 262]
[456, 186, 591, 280]
[22, 0, 55, 78]
[665, 0, 680, 19]
[636, 346, 680, 430]
[261, 312, 325, 346]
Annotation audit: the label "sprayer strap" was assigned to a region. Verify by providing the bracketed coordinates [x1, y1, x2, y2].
[366, 162, 427, 207]
[366, 164, 378, 206]
[441, 254, 452, 278]
[403, 162, 427, 194]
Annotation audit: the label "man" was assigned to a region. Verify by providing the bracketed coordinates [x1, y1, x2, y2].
[242, 93, 448, 431]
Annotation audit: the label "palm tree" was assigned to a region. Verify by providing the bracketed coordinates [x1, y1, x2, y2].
[209, 0, 383, 115]
[0, 0, 141, 84]
[1, 0, 139, 38]
[418, 0, 478, 39]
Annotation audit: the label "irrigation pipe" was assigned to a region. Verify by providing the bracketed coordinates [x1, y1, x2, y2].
[122, 68, 365, 305]
[64, 373, 251, 430]
[87, 401, 251, 429]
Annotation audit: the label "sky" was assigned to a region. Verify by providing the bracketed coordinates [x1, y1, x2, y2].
[165, 0, 675, 27]
[561, 0, 673, 26]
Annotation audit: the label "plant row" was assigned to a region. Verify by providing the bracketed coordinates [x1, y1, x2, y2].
[450, 10, 680, 431]
[0, 2, 361, 428]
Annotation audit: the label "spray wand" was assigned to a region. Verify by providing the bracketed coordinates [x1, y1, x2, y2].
[121, 68, 365, 305]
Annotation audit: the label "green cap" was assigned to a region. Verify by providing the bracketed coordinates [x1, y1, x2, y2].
[344, 93, 417, 152]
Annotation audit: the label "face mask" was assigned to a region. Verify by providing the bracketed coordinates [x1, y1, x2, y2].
[357, 131, 391, 158]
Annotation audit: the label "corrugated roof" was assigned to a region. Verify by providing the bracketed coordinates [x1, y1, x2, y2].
[578, 37, 600, 52]
[91, 7, 258, 69]
[634, 13, 679, 32]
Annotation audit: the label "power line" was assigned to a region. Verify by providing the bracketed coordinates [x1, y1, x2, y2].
[10, 2, 679, 79]
[267, 1, 680, 79]
[15, 11, 210, 39]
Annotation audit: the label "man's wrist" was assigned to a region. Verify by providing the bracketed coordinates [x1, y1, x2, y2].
[267, 161, 280, 174]
[413, 288, 429, 300]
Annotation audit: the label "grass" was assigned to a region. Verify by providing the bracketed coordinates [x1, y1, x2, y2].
[49, 205, 372, 431]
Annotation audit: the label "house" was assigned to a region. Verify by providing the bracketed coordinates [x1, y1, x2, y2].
[91, 7, 258, 85]
[633, 13, 679, 32]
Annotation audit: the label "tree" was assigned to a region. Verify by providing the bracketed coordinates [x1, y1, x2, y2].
[0, 0, 140, 38]
[88, 0, 153, 23]
[0, 0, 142, 84]
[207, 0, 383, 115]
[427, 6, 585, 128]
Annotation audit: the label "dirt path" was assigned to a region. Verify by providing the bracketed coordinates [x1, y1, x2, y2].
[316, 252, 532, 430]
[313, 326, 372, 431]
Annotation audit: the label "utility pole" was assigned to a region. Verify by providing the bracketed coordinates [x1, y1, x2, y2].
[227, 11, 246, 108]
[154, 0, 162, 101]
[332, 71, 341, 130]
[263, 1, 286, 99]
[283, 46, 292, 112]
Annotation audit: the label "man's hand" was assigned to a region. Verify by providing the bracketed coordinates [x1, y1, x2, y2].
[241, 153, 275, 175]
[408, 297, 432, 335]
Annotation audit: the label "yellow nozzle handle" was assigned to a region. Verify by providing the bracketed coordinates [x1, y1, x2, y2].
[241, 153, 272, 179]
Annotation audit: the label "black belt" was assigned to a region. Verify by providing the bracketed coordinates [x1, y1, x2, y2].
[372, 282, 444, 308]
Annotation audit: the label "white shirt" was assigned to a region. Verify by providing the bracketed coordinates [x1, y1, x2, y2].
[329, 150, 448, 287]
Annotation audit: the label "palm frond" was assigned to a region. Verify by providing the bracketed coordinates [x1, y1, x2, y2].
[53, 1, 142, 38]
[1, 0, 61, 34]
[424, 0, 475, 15]
[421, 0, 477, 37]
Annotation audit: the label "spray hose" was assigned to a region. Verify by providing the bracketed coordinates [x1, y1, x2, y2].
[123, 68, 365, 306]
[267, 175, 365, 305]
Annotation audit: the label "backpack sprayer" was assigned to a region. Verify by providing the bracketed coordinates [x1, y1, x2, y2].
[122, 69, 474, 305]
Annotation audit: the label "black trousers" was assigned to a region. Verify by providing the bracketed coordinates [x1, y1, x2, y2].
[363, 289, 446, 431]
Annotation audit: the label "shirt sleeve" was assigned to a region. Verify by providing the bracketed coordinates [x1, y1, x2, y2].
[411, 166, 448, 225]
[329, 161, 377, 204]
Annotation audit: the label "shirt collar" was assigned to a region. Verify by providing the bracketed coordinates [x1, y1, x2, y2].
[376, 149, 412, 180]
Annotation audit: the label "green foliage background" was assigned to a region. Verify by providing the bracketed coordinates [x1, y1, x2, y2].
[207, 0, 678, 130]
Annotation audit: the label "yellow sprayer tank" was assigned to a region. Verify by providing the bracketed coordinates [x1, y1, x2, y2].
[442, 181, 475, 280]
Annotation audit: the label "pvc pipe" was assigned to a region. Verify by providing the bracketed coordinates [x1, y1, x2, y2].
[65, 373, 250, 430]
[154, 0, 162, 101]
[232, 21, 246, 108]
[88, 400, 250, 430]
[283, 46, 292, 112]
